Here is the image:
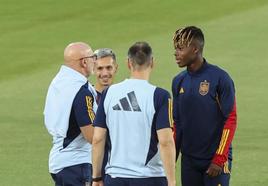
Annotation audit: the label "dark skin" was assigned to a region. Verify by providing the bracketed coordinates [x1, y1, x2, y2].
[174, 40, 223, 177]
[174, 40, 203, 72]
[206, 163, 222, 177]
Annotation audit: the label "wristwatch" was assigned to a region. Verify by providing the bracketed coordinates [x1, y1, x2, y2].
[92, 177, 102, 182]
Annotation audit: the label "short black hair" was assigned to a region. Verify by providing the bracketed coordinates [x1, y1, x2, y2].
[127, 41, 153, 67]
[173, 26, 204, 50]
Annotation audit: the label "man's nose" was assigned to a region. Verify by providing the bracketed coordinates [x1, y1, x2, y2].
[102, 68, 109, 76]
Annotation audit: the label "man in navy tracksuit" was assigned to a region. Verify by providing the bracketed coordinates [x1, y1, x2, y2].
[172, 26, 237, 186]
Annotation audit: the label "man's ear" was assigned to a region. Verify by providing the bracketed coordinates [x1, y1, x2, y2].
[127, 58, 131, 70]
[193, 45, 200, 54]
[92, 63, 97, 73]
[80, 58, 87, 68]
[114, 63, 118, 73]
[150, 57, 154, 69]
[191, 40, 203, 54]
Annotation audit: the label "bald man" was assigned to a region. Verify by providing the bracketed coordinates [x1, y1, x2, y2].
[44, 42, 97, 186]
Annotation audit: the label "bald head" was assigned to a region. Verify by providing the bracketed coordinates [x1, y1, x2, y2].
[64, 42, 93, 64]
[63, 42, 95, 78]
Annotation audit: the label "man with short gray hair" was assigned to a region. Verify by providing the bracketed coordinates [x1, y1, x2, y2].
[93, 48, 118, 102]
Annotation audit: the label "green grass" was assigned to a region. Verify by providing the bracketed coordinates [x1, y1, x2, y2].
[0, 0, 268, 185]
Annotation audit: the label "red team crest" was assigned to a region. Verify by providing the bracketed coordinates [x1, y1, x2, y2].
[199, 80, 209, 96]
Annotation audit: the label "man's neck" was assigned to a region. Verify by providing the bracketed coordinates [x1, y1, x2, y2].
[187, 55, 204, 72]
[64, 63, 88, 78]
[94, 83, 105, 93]
[130, 70, 150, 81]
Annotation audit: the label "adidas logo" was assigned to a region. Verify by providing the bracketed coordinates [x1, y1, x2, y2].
[112, 91, 141, 112]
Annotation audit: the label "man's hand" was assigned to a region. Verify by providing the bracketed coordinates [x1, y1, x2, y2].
[206, 163, 222, 177]
[92, 180, 103, 186]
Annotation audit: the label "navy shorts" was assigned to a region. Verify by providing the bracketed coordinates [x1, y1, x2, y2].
[181, 155, 231, 186]
[50, 163, 92, 186]
[104, 174, 167, 186]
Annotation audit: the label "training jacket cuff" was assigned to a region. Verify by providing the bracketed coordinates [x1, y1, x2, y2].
[212, 154, 227, 167]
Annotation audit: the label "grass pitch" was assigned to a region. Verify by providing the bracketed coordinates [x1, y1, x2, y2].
[0, 0, 268, 185]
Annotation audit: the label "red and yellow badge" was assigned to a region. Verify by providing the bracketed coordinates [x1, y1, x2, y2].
[199, 80, 210, 96]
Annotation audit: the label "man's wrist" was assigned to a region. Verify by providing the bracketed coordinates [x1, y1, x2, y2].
[212, 154, 227, 167]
